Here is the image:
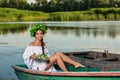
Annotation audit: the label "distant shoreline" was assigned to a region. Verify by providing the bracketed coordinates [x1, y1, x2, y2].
[0, 7, 120, 22]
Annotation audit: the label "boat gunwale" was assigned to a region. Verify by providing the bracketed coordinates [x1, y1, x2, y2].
[12, 65, 120, 77]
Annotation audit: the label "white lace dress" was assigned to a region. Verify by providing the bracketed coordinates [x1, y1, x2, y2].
[23, 46, 56, 72]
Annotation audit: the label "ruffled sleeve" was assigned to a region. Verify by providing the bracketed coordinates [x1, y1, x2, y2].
[23, 46, 34, 69]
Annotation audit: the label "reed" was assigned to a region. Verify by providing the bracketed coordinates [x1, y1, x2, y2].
[49, 8, 120, 21]
[0, 8, 49, 22]
[1, 7, 120, 21]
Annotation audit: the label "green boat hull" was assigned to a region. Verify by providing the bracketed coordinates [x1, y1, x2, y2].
[15, 70, 119, 80]
[12, 65, 120, 80]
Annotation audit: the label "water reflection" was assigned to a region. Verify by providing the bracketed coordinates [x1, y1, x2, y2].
[0, 22, 120, 39]
[48, 26, 120, 39]
[0, 24, 28, 35]
[0, 23, 120, 39]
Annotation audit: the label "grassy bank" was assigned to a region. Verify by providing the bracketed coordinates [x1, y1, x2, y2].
[0, 8, 49, 22]
[0, 7, 120, 22]
[49, 8, 120, 21]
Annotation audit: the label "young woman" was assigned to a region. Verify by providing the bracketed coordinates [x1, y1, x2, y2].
[23, 24, 85, 72]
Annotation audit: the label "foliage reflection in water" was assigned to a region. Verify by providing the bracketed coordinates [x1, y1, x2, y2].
[0, 23, 120, 39]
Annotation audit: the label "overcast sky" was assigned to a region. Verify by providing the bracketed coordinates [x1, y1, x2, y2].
[27, 0, 35, 3]
[27, 0, 50, 4]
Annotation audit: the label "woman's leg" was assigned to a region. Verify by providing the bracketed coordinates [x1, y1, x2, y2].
[45, 55, 68, 72]
[54, 52, 85, 68]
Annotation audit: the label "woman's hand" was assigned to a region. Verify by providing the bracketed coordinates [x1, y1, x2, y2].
[30, 54, 35, 60]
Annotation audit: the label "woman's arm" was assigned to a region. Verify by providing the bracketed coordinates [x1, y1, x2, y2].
[30, 54, 35, 60]
[23, 46, 34, 69]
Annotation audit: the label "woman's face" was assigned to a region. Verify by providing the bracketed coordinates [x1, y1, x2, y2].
[35, 30, 43, 41]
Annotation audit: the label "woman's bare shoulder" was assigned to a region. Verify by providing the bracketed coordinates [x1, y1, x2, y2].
[29, 42, 34, 46]
[28, 41, 46, 46]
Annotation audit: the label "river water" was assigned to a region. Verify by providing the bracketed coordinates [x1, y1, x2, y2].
[0, 21, 120, 80]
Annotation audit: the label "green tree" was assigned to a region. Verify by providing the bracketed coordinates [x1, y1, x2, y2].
[0, 0, 28, 9]
[109, 0, 120, 7]
[35, 0, 47, 6]
[9, 0, 28, 9]
[0, 0, 9, 7]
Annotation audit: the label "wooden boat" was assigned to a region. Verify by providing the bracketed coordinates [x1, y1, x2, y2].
[65, 51, 120, 70]
[12, 51, 120, 80]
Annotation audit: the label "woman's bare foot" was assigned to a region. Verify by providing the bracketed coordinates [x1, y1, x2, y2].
[74, 63, 86, 68]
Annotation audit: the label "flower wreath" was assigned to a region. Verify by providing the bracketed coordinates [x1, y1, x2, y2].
[30, 24, 47, 37]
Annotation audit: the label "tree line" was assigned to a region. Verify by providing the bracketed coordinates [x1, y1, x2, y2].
[0, 0, 120, 12]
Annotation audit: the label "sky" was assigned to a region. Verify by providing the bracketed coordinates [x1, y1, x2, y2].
[27, 0, 50, 4]
[27, 0, 36, 4]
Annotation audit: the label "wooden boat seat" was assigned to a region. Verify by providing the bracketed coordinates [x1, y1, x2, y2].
[100, 57, 119, 61]
[84, 55, 119, 61]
